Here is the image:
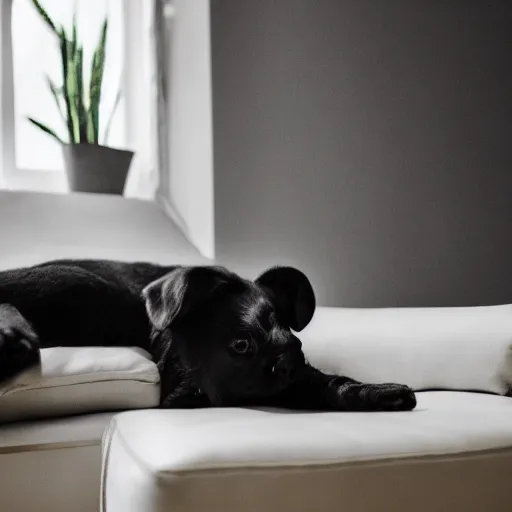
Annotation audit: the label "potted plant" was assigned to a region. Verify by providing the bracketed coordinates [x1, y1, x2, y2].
[28, 0, 133, 195]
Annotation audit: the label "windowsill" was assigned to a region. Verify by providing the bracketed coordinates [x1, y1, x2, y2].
[4, 169, 68, 194]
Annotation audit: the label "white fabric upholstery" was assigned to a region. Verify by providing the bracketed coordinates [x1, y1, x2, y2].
[101, 392, 512, 512]
[300, 305, 512, 394]
[0, 412, 116, 512]
[0, 347, 160, 423]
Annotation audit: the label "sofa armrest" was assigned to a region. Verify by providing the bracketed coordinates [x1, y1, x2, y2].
[300, 306, 512, 395]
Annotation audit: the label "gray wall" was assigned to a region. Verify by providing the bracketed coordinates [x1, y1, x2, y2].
[210, 0, 512, 307]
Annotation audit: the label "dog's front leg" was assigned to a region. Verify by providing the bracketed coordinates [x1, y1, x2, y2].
[0, 304, 40, 383]
[276, 364, 417, 412]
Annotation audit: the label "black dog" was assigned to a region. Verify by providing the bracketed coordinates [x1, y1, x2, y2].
[0, 259, 416, 411]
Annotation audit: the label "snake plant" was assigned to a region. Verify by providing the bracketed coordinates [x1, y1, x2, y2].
[28, 0, 120, 145]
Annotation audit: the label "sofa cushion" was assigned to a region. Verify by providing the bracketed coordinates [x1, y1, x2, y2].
[0, 412, 116, 512]
[300, 305, 512, 395]
[0, 347, 160, 423]
[101, 392, 512, 512]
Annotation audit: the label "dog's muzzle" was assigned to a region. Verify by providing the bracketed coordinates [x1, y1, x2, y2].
[270, 353, 302, 384]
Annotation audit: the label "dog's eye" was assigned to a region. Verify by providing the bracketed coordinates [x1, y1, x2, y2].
[230, 339, 251, 355]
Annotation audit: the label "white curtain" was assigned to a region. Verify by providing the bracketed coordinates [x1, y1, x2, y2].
[0, 0, 15, 187]
[111, 0, 172, 200]
[121, 0, 166, 200]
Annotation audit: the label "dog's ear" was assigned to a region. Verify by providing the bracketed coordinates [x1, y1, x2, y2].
[255, 267, 316, 332]
[142, 266, 236, 330]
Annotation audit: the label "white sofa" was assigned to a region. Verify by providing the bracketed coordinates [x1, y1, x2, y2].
[2, 304, 512, 512]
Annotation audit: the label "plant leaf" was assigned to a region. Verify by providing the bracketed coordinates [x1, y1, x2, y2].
[30, 0, 59, 35]
[88, 19, 108, 144]
[103, 86, 121, 145]
[46, 75, 66, 126]
[71, 14, 78, 60]
[27, 117, 64, 144]
[66, 44, 81, 143]
[58, 26, 75, 142]
[76, 46, 88, 143]
[62, 32, 82, 144]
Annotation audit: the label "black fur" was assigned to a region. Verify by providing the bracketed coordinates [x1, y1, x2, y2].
[0, 260, 416, 412]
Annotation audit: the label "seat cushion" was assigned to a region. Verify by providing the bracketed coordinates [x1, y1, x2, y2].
[300, 305, 512, 395]
[101, 392, 512, 512]
[0, 412, 117, 512]
[0, 347, 160, 423]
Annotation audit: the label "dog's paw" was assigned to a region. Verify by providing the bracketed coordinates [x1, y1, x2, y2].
[334, 382, 417, 412]
[0, 304, 40, 383]
[364, 383, 417, 411]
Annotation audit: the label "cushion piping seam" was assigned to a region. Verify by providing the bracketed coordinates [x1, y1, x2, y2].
[101, 420, 116, 512]
[1, 378, 160, 397]
[0, 439, 99, 454]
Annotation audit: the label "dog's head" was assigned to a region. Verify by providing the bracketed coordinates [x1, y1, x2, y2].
[142, 266, 315, 406]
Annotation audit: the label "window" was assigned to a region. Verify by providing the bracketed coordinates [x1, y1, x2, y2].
[11, 0, 126, 173]
[1, 0, 160, 198]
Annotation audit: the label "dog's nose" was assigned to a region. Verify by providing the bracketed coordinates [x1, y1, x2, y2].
[272, 355, 297, 382]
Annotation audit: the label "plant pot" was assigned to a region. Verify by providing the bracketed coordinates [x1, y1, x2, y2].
[62, 143, 134, 195]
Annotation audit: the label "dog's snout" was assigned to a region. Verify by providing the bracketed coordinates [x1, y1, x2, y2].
[272, 354, 298, 382]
